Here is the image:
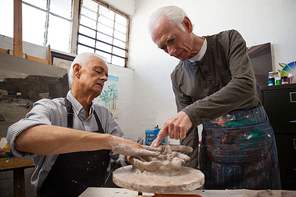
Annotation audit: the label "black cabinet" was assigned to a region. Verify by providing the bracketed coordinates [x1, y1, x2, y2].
[261, 84, 296, 189]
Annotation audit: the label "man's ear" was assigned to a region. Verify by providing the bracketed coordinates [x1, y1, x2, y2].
[183, 16, 193, 32]
[73, 63, 82, 79]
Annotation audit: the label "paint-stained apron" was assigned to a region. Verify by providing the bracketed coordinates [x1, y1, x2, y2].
[199, 106, 281, 189]
[39, 98, 110, 197]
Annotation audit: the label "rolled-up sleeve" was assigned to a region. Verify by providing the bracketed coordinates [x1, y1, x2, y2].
[6, 101, 53, 159]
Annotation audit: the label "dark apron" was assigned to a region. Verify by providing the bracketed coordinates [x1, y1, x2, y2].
[39, 98, 110, 197]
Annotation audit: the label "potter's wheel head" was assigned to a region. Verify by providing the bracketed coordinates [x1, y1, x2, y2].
[112, 165, 205, 194]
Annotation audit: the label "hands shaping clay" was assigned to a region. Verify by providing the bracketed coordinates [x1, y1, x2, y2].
[109, 139, 161, 157]
[129, 144, 193, 175]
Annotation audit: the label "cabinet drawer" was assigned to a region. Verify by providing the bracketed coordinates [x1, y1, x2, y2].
[261, 85, 296, 134]
[275, 134, 296, 189]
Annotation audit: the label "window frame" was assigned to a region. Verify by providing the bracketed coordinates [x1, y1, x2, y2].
[77, 0, 130, 68]
[21, 0, 74, 51]
[7, 0, 130, 68]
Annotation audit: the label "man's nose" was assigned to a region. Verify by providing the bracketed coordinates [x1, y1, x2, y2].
[101, 75, 108, 81]
[167, 46, 176, 56]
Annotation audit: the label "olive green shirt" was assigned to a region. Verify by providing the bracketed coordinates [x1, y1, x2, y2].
[171, 29, 261, 126]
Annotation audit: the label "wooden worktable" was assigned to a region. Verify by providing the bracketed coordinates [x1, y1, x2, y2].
[0, 157, 34, 171]
[1, 139, 35, 197]
[1, 157, 34, 197]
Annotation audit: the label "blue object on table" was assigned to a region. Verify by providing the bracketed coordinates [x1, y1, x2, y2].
[145, 129, 166, 145]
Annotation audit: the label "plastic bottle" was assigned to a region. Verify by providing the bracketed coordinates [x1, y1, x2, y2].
[275, 72, 281, 85]
[288, 73, 294, 84]
[281, 76, 288, 84]
[268, 71, 277, 86]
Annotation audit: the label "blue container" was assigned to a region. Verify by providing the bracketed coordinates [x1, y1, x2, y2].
[145, 129, 165, 146]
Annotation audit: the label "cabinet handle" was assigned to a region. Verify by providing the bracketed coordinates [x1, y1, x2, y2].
[294, 139, 296, 149]
[290, 120, 296, 123]
[290, 92, 296, 103]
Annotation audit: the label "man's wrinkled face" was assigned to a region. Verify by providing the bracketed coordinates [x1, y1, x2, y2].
[79, 57, 108, 97]
[151, 17, 194, 61]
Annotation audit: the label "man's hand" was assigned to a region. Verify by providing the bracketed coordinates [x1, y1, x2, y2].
[129, 144, 193, 173]
[152, 111, 193, 147]
[109, 136, 161, 157]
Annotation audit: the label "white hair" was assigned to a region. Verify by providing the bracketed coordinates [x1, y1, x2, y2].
[68, 52, 107, 86]
[148, 6, 187, 36]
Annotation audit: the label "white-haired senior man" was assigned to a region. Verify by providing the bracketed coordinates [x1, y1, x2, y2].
[149, 6, 281, 190]
[7, 52, 160, 197]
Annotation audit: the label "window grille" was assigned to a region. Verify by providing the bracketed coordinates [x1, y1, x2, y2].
[78, 0, 129, 67]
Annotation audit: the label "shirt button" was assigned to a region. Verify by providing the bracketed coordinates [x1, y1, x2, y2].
[203, 71, 208, 75]
[208, 80, 213, 84]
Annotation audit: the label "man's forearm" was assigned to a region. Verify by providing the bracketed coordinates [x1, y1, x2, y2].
[14, 125, 113, 155]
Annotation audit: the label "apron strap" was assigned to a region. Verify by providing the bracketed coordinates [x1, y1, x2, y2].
[64, 98, 73, 128]
[93, 110, 104, 133]
[64, 97, 104, 133]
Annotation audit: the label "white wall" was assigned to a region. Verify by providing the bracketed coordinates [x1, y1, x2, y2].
[0, 35, 48, 59]
[107, 63, 135, 140]
[102, 0, 135, 16]
[127, 0, 296, 140]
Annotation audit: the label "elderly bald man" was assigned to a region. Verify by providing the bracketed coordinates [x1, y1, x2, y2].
[7, 52, 160, 197]
[148, 6, 281, 190]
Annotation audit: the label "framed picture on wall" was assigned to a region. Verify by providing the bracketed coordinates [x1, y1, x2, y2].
[51, 50, 76, 75]
[93, 75, 119, 118]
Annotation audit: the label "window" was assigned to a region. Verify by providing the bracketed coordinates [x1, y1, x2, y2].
[78, 0, 129, 67]
[0, 0, 129, 67]
[0, 0, 72, 53]
[0, 0, 13, 37]
[22, 0, 72, 52]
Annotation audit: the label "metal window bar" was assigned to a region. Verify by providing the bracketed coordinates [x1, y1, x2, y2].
[97, 3, 115, 64]
[44, 0, 50, 46]
[77, 41, 126, 60]
[22, 1, 72, 21]
[79, 24, 127, 51]
[80, 0, 129, 67]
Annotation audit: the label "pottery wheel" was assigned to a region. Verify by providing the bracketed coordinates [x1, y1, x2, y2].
[113, 165, 205, 194]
